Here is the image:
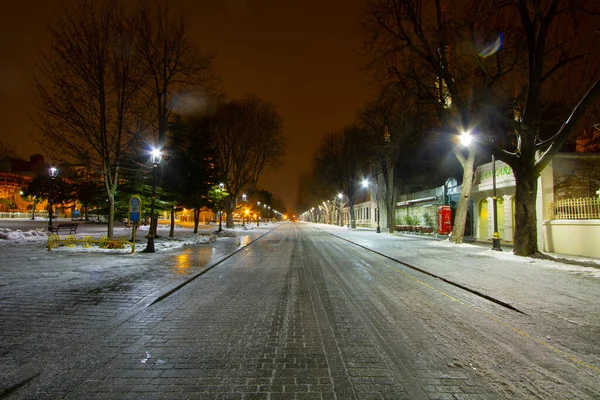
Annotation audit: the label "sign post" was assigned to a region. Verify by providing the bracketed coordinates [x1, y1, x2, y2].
[129, 196, 142, 253]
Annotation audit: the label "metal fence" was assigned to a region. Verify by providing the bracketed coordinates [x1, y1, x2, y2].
[0, 212, 37, 219]
[549, 197, 600, 220]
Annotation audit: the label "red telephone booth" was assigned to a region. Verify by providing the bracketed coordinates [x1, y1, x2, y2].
[437, 206, 452, 235]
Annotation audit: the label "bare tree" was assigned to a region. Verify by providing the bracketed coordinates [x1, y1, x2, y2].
[133, 0, 220, 237]
[495, 1, 600, 255]
[134, 0, 220, 149]
[295, 169, 335, 218]
[314, 125, 371, 228]
[33, 0, 145, 238]
[0, 141, 17, 158]
[359, 85, 432, 233]
[361, 0, 517, 244]
[210, 95, 286, 228]
[362, 0, 600, 255]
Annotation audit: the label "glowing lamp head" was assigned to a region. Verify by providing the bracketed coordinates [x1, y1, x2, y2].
[459, 130, 473, 147]
[151, 148, 162, 165]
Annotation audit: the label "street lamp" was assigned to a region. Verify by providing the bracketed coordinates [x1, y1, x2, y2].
[218, 183, 225, 231]
[48, 167, 58, 230]
[362, 178, 380, 233]
[460, 130, 501, 251]
[31, 195, 37, 220]
[337, 193, 344, 227]
[257, 201, 260, 226]
[143, 148, 162, 253]
[242, 193, 247, 226]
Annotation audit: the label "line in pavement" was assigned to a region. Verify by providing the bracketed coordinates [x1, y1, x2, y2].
[148, 225, 279, 306]
[319, 227, 528, 315]
[315, 226, 600, 377]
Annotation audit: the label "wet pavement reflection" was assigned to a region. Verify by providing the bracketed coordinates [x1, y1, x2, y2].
[167, 234, 256, 276]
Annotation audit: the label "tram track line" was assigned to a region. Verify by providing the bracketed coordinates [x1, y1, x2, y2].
[319, 228, 527, 315]
[314, 226, 600, 377]
[149, 227, 279, 306]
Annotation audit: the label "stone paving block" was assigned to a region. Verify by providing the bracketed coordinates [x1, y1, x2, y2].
[435, 384, 463, 393]
[347, 368, 393, 377]
[257, 384, 283, 392]
[117, 368, 164, 378]
[283, 383, 310, 392]
[242, 393, 270, 400]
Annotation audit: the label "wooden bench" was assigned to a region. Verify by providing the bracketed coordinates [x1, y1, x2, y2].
[48, 223, 79, 235]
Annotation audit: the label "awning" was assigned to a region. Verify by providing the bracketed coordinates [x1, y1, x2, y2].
[396, 196, 438, 207]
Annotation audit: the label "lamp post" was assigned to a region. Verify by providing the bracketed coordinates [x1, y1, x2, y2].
[460, 130, 501, 251]
[256, 201, 260, 226]
[218, 183, 225, 231]
[490, 154, 502, 251]
[337, 193, 344, 227]
[48, 167, 58, 231]
[31, 195, 37, 220]
[242, 193, 247, 226]
[362, 179, 381, 233]
[143, 148, 162, 253]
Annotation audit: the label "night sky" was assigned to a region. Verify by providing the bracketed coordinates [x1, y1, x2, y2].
[0, 0, 375, 210]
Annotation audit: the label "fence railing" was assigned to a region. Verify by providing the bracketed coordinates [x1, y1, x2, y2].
[549, 197, 600, 220]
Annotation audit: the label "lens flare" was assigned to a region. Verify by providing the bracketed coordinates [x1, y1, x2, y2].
[477, 33, 503, 58]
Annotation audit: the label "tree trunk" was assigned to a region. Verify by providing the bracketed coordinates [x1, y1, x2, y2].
[449, 153, 475, 244]
[386, 198, 395, 233]
[349, 197, 356, 228]
[107, 192, 115, 239]
[226, 198, 235, 228]
[380, 160, 395, 234]
[152, 216, 158, 238]
[169, 209, 174, 237]
[193, 207, 199, 234]
[513, 167, 539, 256]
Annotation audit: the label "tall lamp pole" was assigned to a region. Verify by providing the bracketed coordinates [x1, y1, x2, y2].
[218, 183, 225, 231]
[460, 130, 501, 251]
[256, 201, 260, 226]
[491, 154, 502, 251]
[337, 193, 343, 227]
[31, 195, 37, 220]
[362, 179, 381, 233]
[48, 167, 58, 230]
[242, 193, 247, 227]
[143, 148, 162, 253]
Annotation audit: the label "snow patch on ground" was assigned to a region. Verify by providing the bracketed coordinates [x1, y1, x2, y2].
[428, 236, 600, 278]
[0, 227, 49, 241]
[0, 226, 233, 253]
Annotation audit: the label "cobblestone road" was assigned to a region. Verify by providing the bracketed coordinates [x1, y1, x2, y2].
[1, 223, 599, 399]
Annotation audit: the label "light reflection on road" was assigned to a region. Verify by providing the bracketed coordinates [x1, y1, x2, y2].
[175, 252, 190, 275]
[239, 235, 252, 247]
[168, 236, 256, 276]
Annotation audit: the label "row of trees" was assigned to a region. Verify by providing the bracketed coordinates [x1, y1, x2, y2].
[299, 0, 599, 257]
[33, 0, 286, 238]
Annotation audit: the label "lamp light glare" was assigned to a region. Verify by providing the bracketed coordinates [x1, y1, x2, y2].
[459, 130, 473, 146]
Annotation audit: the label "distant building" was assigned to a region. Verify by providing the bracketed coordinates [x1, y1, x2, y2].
[0, 155, 46, 214]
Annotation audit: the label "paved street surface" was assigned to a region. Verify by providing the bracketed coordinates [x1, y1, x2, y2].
[1, 222, 599, 399]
